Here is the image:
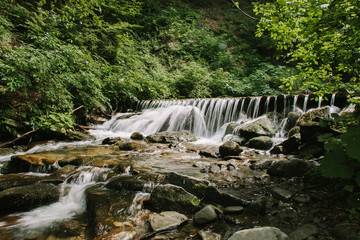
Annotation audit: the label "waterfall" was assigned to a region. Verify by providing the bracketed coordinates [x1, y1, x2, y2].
[8, 167, 112, 238]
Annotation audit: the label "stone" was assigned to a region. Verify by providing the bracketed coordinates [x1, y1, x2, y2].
[194, 205, 218, 224]
[219, 141, 243, 157]
[105, 175, 147, 192]
[289, 224, 319, 240]
[285, 112, 301, 131]
[225, 122, 241, 135]
[54, 219, 84, 237]
[271, 187, 294, 201]
[228, 226, 289, 240]
[244, 197, 266, 216]
[66, 131, 95, 141]
[270, 145, 283, 154]
[288, 126, 300, 138]
[193, 161, 211, 169]
[246, 136, 273, 150]
[101, 137, 122, 145]
[130, 131, 145, 140]
[238, 117, 276, 141]
[332, 222, 360, 240]
[146, 131, 197, 143]
[222, 134, 245, 146]
[149, 184, 200, 213]
[209, 164, 221, 174]
[280, 133, 301, 154]
[149, 211, 188, 232]
[165, 172, 211, 195]
[0, 183, 60, 214]
[199, 230, 222, 240]
[223, 206, 245, 214]
[112, 139, 146, 151]
[267, 159, 309, 177]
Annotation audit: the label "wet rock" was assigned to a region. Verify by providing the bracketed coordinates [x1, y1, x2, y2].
[198, 230, 222, 240]
[294, 194, 311, 203]
[267, 159, 310, 177]
[149, 184, 200, 213]
[250, 158, 274, 170]
[54, 219, 84, 237]
[219, 141, 243, 157]
[193, 161, 211, 169]
[209, 164, 221, 174]
[0, 148, 16, 155]
[288, 126, 300, 137]
[228, 226, 289, 240]
[165, 172, 211, 194]
[199, 150, 218, 158]
[285, 112, 301, 131]
[271, 187, 294, 201]
[0, 174, 44, 191]
[0, 183, 59, 214]
[102, 137, 122, 145]
[222, 134, 245, 146]
[223, 206, 244, 215]
[332, 222, 360, 240]
[270, 145, 283, 154]
[149, 211, 188, 232]
[146, 131, 197, 143]
[244, 197, 266, 216]
[225, 122, 241, 135]
[289, 224, 319, 240]
[105, 175, 147, 192]
[194, 205, 218, 224]
[130, 132, 145, 140]
[112, 139, 146, 151]
[66, 130, 95, 141]
[281, 133, 301, 154]
[86, 186, 136, 237]
[238, 117, 276, 141]
[246, 136, 273, 150]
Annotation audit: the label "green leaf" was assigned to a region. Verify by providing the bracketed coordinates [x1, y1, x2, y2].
[342, 126, 360, 161]
[321, 149, 355, 179]
[277, 0, 286, 5]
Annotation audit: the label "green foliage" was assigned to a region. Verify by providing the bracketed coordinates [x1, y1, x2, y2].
[319, 121, 360, 211]
[253, 0, 360, 103]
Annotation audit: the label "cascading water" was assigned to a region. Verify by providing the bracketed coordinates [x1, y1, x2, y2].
[5, 167, 111, 238]
[96, 94, 345, 142]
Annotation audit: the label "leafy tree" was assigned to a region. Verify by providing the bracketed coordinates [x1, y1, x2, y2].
[253, 0, 360, 103]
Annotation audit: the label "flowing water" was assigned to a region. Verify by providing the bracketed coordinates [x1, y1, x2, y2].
[0, 94, 346, 239]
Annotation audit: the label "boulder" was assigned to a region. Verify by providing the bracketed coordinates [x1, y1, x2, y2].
[0, 183, 60, 214]
[271, 133, 301, 155]
[225, 122, 241, 135]
[219, 141, 243, 157]
[66, 131, 95, 141]
[222, 134, 245, 146]
[271, 187, 294, 201]
[238, 117, 276, 141]
[285, 112, 301, 131]
[223, 206, 244, 215]
[112, 139, 146, 151]
[146, 131, 197, 143]
[267, 159, 310, 177]
[130, 132, 145, 140]
[149, 211, 188, 232]
[244, 197, 267, 216]
[228, 227, 289, 240]
[105, 175, 148, 192]
[289, 224, 319, 240]
[149, 184, 200, 213]
[288, 126, 300, 138]
[246, 136, 273, 150]
[194, 205, 218, 224]
[198, 230, 222, 240]
[101, 137, 122, 145]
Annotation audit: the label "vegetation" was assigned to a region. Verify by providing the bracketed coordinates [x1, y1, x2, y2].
[0, 0, 293, 141]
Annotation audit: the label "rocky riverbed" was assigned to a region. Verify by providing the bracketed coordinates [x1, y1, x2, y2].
[0, 130, 359, 240]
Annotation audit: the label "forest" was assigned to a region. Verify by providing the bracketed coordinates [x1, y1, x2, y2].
[1, 0, 360, 228]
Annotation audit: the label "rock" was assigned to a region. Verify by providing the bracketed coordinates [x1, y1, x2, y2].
[285, 112, 301, 131]
[244, 197, 266, 216]
[105, 175, 148, 192]
[238, 117, 276, 141]
[66, 131, 95, 141]
[294, 194, 311, 203]
[209, 164, 221, 174]
[130, 132, 145, 140]
[116, 112, 141, 120]
[146, 131, 197, 143]
[0, 174, 44, 191]
[225, 122, 241, 135]
[332, 222, 360, 240]
[246, 136, 273, 150]
[101, 137, 122, 145]
[194, 205, 218, 224]
[165, 172, 211, 195]
[267, 159, 309, 177]
[199, 230, 222, 240]
[0, 148, 16, 155]
[223, 206, 245, 215]
[112, 139, 146, 151]
[228, 227, 289, 240]
[296, 106, 330, 127]
[149, 184, 200, 213]
[289, 224, 319, 240]
[219, 141, 243, 157]
[193, 161, 211, 169]
[271, 187, 294, 201]
[86, 186, 136, 237]
[0, 183, 59, 214]
[288, 126, 300, 138]
[270, 145, 283, 154]
[222, 134, 245, 146]
[199, 150, 218, 158]
[54, 219, 84, 237]
[281, 133, 301, 154]
[149, 211, 188, 232]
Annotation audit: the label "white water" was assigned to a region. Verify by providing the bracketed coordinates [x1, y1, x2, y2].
[8, 167, 111, 238]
